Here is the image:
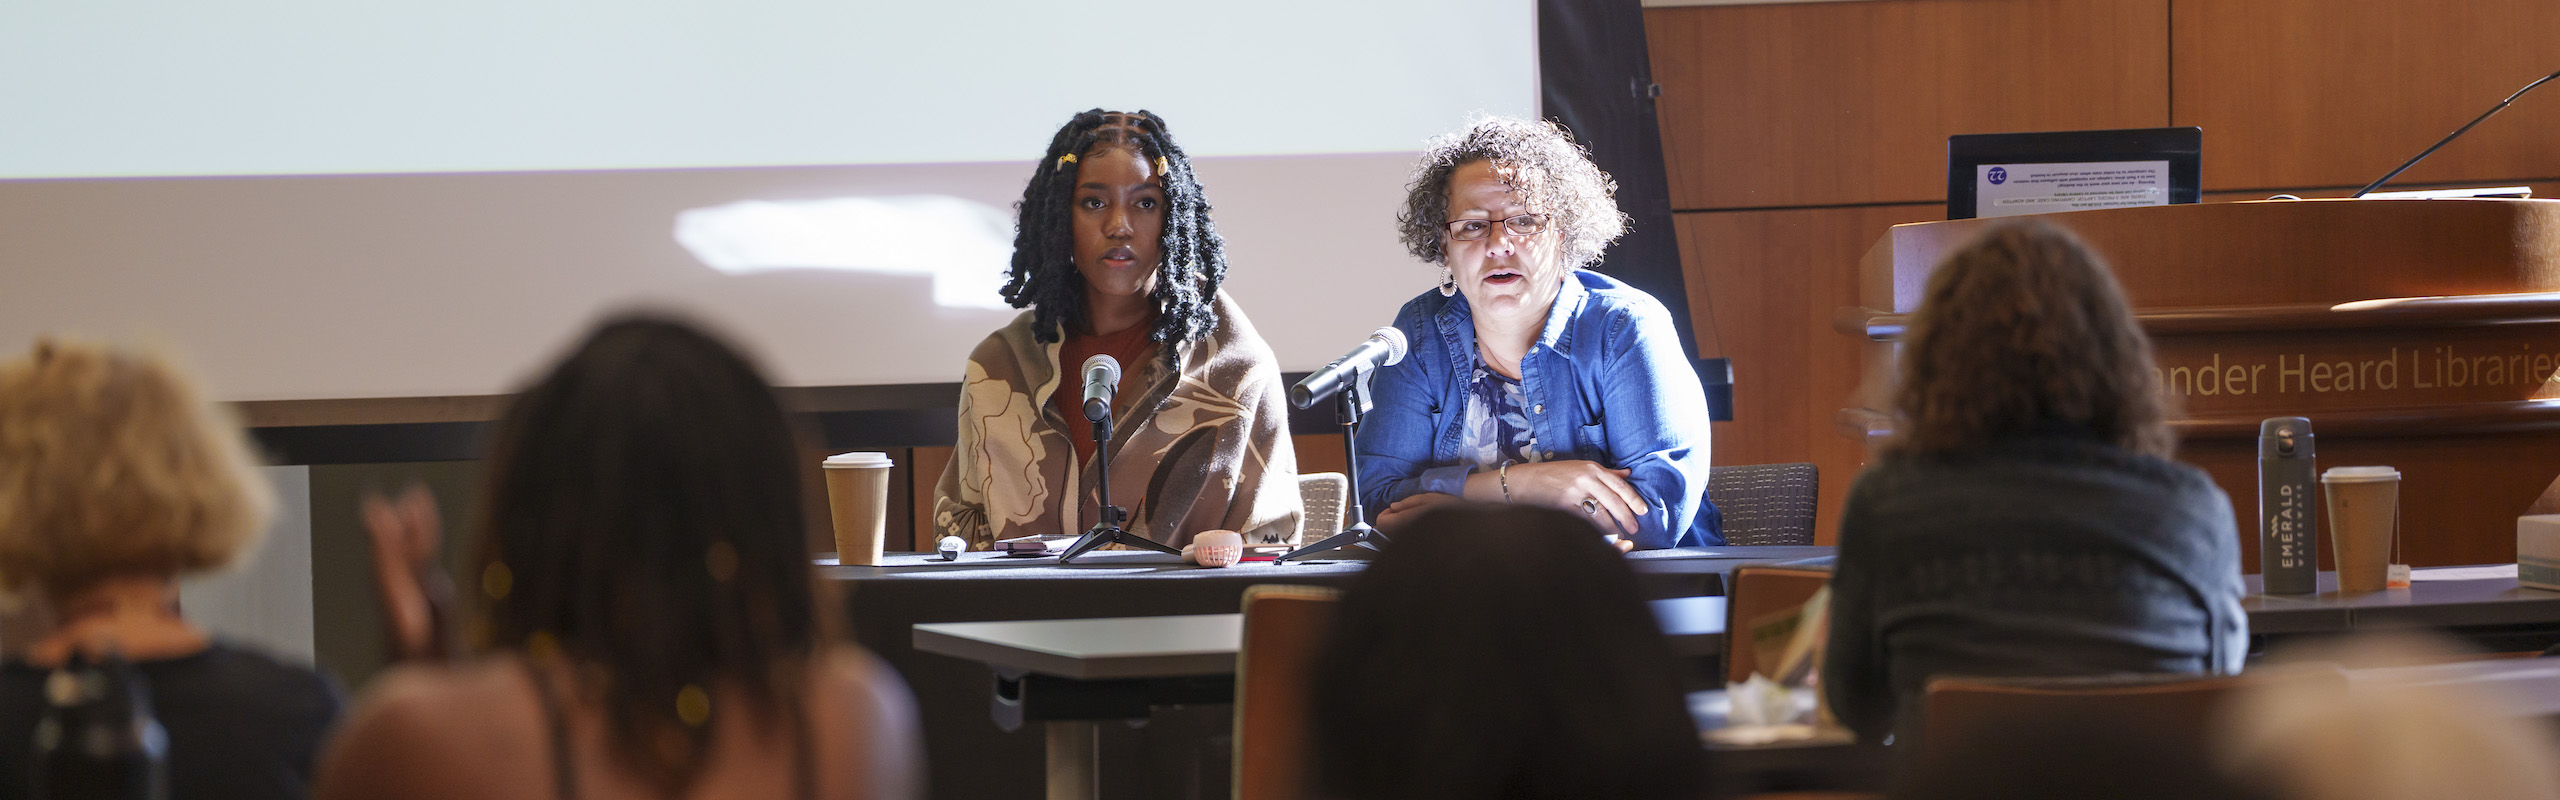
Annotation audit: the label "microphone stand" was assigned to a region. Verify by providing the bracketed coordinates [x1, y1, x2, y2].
[1276, 364, 1387, 563]
[1057, 404, 1181, 564]
[2353, 68, 2560, 198]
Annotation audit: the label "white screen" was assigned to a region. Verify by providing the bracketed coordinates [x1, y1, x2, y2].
[2, 0, 1528, 176]
[0, 0, 1537, 401]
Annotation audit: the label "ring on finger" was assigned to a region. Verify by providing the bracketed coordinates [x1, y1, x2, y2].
[1580, 496, 1600, 516]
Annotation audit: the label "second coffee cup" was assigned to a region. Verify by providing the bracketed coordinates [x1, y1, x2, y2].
[2321, 466, 2400, 593]
[823, 451, 895, 566]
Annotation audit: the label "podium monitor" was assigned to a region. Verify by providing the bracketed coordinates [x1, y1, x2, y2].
[1946, 127, 2201, 220]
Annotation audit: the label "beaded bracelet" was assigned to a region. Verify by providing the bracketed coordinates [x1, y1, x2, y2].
[1498, 461, 1513, 503]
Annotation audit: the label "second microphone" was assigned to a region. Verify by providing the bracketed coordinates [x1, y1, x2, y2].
[1290, 327, 1408, 409]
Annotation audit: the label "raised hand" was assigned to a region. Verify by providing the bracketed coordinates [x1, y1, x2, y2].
[363, 484, 455, 662]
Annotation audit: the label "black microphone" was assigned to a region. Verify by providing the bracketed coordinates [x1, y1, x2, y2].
[1080, 354, 1120, 422]
[1290, 327, 1408, 409]
[2353, 67, 2560, 198]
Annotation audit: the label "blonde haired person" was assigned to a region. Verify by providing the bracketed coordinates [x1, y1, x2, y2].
[0, 339, 342, 798]
[1820, 220, 2247, 743]
[2218, 633, 2560, 800]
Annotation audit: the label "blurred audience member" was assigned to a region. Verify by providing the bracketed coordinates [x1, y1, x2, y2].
[313, 316, 920, 800]
[0, 339, 341, 799]
[1309, 503, 1707, 800]
[1821, 220, 2247, 742]
[2216, 633, 2560, 800]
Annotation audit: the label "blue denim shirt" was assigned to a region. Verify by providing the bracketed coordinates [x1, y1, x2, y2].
[1354, 270, 1722, 548]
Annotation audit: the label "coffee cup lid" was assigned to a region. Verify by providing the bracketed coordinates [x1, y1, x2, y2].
[824, 451, 894, 468]
[2320, 466, 2400, 483]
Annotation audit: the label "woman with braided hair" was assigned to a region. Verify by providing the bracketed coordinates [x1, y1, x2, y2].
[934, 110, 1302, 550]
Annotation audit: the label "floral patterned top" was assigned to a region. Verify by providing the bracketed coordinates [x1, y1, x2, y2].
[1458, 360, 1545, 471]
[933, 290, 1304, 549]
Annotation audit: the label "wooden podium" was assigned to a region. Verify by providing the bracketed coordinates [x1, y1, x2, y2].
[1838, 199, 2560, 569]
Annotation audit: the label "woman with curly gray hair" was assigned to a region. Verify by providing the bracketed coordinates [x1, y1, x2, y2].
[1356, 117, 1721, 549]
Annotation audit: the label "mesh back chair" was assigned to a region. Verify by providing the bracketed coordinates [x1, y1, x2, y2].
[1234, 584, 1343, 800]
[1296, 472, 1348, 546]
[1709, 463, 1820, 546]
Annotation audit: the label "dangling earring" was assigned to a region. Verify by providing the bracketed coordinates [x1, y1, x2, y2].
[1438, 266, 1457, 297]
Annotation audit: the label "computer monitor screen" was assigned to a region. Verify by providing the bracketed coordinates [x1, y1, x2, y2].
[1946, 127, 2202, 220]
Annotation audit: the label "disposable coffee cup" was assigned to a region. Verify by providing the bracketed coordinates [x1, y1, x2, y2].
[823, 451, 895, 566]
[2321, 466, 2400, 593]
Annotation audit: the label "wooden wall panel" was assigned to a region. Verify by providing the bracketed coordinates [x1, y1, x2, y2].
[2173, 0, 2560, 193]
[1678, 203, 1940, 543]
[1645, 0, 2169, 210]
[1294, 433, 1348, 477]
[907, 445, 952, 551]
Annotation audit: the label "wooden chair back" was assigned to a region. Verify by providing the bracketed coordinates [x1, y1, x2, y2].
[1234, 584, 1342, 800]
[1922, 667, 2348, 751]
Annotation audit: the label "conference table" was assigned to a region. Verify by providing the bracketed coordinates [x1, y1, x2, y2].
[828, 544, 1830, 800]
[884, 558, 2560, 799]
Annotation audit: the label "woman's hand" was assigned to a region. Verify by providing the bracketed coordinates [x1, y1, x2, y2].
[364, 485, 455, 663]
[1376, 491, 1463, 531]
[1492, 460, 1649, 537]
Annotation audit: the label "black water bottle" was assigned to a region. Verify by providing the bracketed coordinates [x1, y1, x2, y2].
[2258, 417, 2318, 595]
[30, 652, 168, 800]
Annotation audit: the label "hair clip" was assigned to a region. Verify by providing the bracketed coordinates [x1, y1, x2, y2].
[1156, 156, 1171, 176]
[1057, 153, 1078, 167]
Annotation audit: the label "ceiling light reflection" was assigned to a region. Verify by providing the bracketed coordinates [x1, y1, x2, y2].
[675, 195, 1014, 310]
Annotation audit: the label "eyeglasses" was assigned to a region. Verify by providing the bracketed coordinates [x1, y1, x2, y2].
[1443, 213, 1551, 242]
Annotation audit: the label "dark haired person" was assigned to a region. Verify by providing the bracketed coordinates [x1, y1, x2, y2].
[1820, 220, 2247, 743]
[1309, 504, 1709, 800]
[933, 110, 1301, 549]
[0, 340, 341, 800]
[1358, 117, 1719, 549]
[313, 317, 921, 800]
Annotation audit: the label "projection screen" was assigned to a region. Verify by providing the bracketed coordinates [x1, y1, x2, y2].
[0, 0, 1537, 402]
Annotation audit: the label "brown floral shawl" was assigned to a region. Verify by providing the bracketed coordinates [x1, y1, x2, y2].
[933, 291, 1302, 549]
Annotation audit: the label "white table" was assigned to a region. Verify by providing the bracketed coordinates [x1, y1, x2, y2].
[913, 613, 1244, 680]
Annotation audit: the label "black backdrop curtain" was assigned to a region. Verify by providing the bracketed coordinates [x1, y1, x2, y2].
[1538, 0, 1734, 420]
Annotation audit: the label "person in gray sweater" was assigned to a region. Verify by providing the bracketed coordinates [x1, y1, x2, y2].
[1820, 219, 2249, 744]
